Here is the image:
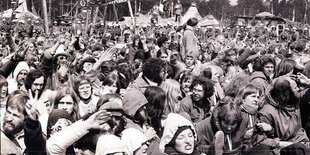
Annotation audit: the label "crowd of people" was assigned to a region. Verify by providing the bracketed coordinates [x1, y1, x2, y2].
[2, 16, 310, 155]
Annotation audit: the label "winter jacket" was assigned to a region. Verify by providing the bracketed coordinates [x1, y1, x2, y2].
[181, 26, 200, 60]
[7, 61, 30, 93]
[46, 120, 90, 155]
[127, 75, 158, 93]
[258, 85, 310, 154]
[195, 107, 248, 155]
[24, 118, 46, 155]
[179, 96, 211, 123]
[0, 56, 19, 78]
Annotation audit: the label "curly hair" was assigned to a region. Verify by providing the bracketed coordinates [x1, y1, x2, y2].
[190, 77, 215, 99]
[142, 58, 167, 84]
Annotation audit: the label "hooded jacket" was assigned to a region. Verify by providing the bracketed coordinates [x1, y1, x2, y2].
[258, 84, 310, 154]
[159, 113, 198, 154]
[96, 134, 127, 155]
[195, 107, 246, 155]
[121, 128, 148, 155]
[7, 61, 30, 93]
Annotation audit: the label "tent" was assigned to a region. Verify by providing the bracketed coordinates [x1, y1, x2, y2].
[255, 12, 275, 18]
[181, 3, 202, 25]
[198, 14, 219, 27]
[0, 0, 40, 22]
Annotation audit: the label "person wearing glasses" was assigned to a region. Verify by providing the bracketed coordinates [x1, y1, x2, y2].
[40, 37, 73, 91]
[179, 77, 215, 123]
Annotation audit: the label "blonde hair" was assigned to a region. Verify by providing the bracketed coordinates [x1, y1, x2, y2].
[160, 79, 181, 117]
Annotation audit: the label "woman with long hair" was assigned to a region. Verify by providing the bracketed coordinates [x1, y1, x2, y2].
[144, 86, 166, 137]
[160, 79, 183, 122]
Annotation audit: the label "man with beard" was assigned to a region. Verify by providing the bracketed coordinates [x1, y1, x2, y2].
[24, 69, 56, 135]
[7, 61, 30, 93]
[24, 69, 55, 116]
[179, 77, 215, 123]
[1, 93, 28, 154]
[128, 58, 167, 93]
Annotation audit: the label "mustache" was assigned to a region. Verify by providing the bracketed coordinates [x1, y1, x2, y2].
[3, 121, 14, 128]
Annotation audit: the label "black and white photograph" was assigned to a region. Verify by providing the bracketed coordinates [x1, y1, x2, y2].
[1, 0, 310, 154]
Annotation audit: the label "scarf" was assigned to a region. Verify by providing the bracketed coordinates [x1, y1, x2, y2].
[241, 102, 258, 115]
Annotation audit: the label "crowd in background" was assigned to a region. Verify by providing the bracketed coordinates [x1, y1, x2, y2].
[2, 16, 310, 155]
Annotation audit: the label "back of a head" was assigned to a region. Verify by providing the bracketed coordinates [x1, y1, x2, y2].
[186, 18, 198, 27]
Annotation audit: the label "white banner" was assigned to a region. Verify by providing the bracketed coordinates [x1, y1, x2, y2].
[103, 0, 127, 5]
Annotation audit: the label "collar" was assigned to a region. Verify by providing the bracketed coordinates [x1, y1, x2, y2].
[142, 75, 158, 86]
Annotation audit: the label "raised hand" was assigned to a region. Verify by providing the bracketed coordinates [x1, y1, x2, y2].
[57, 61, 69, 77]
[99, 47, 117, 62]
[84, 110, 112, 130]
[25, 89, 40, 121]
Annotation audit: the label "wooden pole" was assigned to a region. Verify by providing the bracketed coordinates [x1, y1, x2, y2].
[85, 6, 89, 36]
[112, 4, 118, 23]
[42, 0, 50, 35]
[103, 5, 107, 33]
[90, 5, 99, 35]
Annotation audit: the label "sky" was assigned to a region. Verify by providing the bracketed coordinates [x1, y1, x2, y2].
[230, 0, 238, 6]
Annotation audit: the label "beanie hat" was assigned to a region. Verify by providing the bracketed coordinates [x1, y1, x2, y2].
[122, 89, 148, 118]
[96, 134, 126, 155]
[159, 113, 196, 153]
[47, 109, 74, 138]
[121, 128, 148, 155]
[99, 101, 124, 117]
[13, 61, 30, 78]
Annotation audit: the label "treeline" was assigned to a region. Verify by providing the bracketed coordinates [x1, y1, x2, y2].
[0, 0, 309, 24]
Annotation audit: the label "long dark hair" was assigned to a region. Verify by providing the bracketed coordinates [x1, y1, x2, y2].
[144, 86, 166, 136]
[270, 78, 299, 107]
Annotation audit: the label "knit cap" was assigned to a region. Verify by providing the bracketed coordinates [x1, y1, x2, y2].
[47, 109, 74, 138]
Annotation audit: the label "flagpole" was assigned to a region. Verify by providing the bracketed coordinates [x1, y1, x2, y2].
[42, 0, 50, 35]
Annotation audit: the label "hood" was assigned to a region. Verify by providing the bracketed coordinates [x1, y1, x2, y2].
[13, 61, 30, 78]
[121, 128, 147, 155]
[96, 134, 126, 155]
[159, 113, 197, 153]
[122, 88, 148, 118]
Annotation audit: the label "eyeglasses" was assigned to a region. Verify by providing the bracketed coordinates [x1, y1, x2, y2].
[58, 102, 73, 105]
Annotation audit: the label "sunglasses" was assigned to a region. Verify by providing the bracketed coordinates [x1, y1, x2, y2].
[58, 55, 67, 60]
